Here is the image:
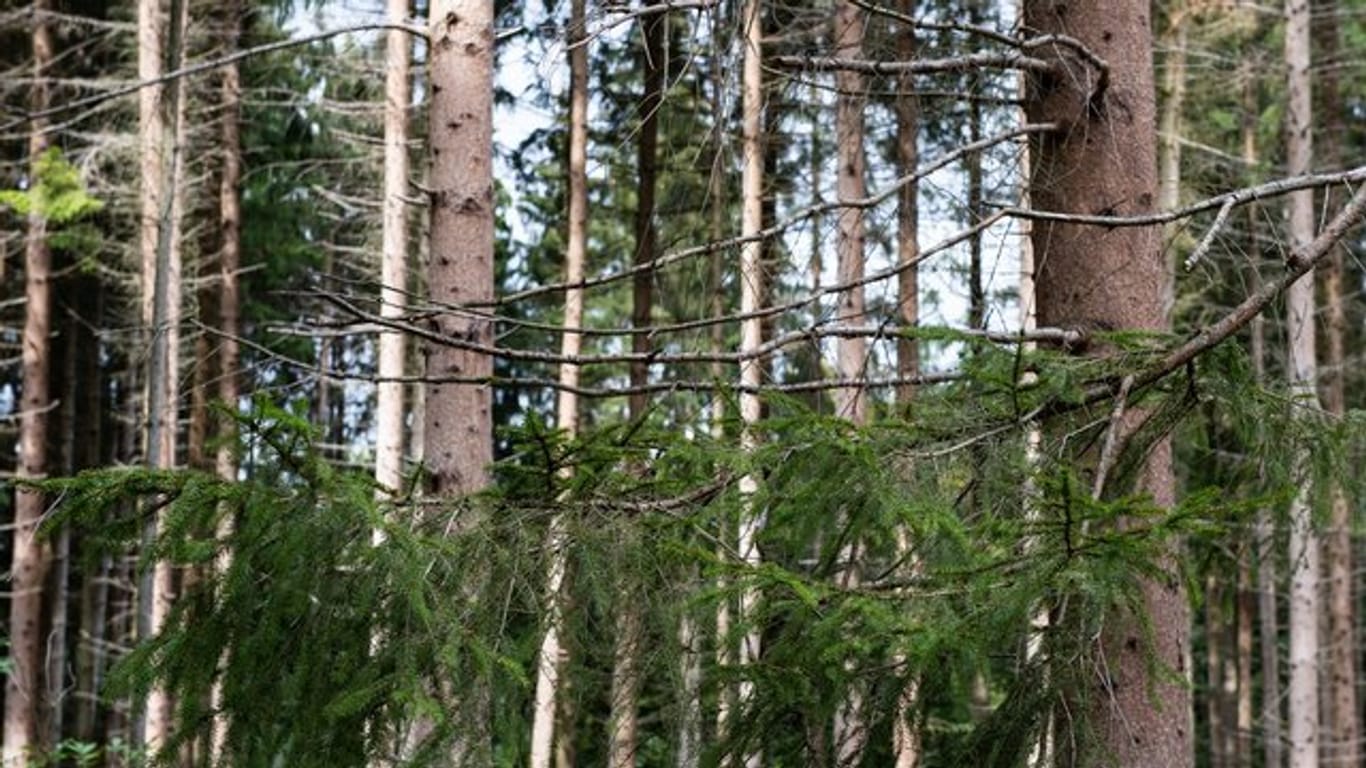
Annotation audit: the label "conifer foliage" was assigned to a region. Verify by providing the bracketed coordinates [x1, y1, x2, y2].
[3, 0, 1366, 766]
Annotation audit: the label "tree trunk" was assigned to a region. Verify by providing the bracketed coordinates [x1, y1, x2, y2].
[891, 4, 921, 766]
[1312, 2, 1357, 764]
[1157, 2, 1186, 318]
[3, 0, 54, 757]
[425, 1, 495, 761]
[138, 0, 188, 750]
[1283, 0, 1319, 765]
[831, 2, 868, 764]
[731, 0, 763, 764]
[375, 0, 410, 502]
[609, 6, 666, 763]
[1023, 2, 1192, 766]
[530, 0, 587, 763]
[209, 0, 243, 755]
[1240, 49, 1282, 768]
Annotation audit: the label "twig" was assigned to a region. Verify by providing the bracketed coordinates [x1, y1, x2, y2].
[1183, 198, 1234, 271]
[1, 22, 430, 132]
[770, 51, 1057, 78]
[1091, 375, 1135, 499]
[996, 165, 1366, 228]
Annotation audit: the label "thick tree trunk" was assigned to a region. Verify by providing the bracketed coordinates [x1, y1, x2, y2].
[1283, 1, 1319, 766]
[529, 1, 587, 763]
[425, 1, 495, 762]
[1023, 2, 1192, 766]
[831, 2, 868, 764]
[3, 0, 54, 757]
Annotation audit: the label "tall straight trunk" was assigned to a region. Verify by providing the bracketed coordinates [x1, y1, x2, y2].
[610, 5, 666, 764]
[831, 3, 868, 765]
[832, 0, 866, 428]
[73, 277, 106, 745]
[729, 0, 763, 764]
[425, 1, 495, 761]
[1241, 52, 1282, 768]
[965, 0, 985, 332]
[1283, 1, 1319, 766]
[891, 5, 921, 767]
[3, 0, 54, 758]
[1023, 2, 1192, 766]
[375, 0, 410, 501]
[711, 16, 736, 758]
[209, 0, 243, 755]
[1312, 2, 1357, 764]
[1157, 2, 1186, 317]
[139, 0, 188, 750]
[529, 0, 587, 764]
[1207, 577, 1227, 768]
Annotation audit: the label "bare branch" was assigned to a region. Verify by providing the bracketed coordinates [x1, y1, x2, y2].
[1, 22, 430, 132]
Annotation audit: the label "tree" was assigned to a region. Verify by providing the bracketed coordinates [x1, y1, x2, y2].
[2, 0, 53, 758]
[424, 0, 495, 761]
[1283, 0, 1319, 765]
[1023, 1, 1193, 765]
[831, 0, 869, 764]
[529, 0, 588, 763]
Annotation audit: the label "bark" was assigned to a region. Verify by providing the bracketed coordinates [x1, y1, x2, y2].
[609, 5, 666, 762]
[3, 0, 55, 757]
[425, 0, 495, 761]
[832, 2, 868, 764]
[529, 0, 586, 763]
[209, 0, 243, 755]
[1312, 2, 1357, 763]
[1023, 2, 1192, 766]
[73, 279, 106, 745]
[1207, 576, 1226, 768]
[891, 4, 921, 766]
[1157, 2, 1186, 318]
[139, 0, 189, 749]
[375, 0, 410, 501]
[1283, 1, 1319, 766]
[731, 0, 763, 764]
[1240, 51, 1282, 768]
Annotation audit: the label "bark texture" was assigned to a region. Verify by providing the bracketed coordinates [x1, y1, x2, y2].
[529, 0, 587, 762]
[1023, 2, 1192, 765]
[425, 0, 495, 761]
[3, 1, 54, 758]
[1283, 1, 1320, 767]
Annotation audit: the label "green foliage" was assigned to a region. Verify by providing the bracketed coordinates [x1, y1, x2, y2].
[0, 147, 104, 251]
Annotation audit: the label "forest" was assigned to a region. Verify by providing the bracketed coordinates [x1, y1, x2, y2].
[2, 0, 1366, 766]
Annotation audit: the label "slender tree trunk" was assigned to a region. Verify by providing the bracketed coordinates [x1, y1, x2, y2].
[530, 1, 587, 763]
[1283, 0, 1319, 765]
[891, 5, 921, 766]
[1024, 2, 1192, 765]
[3, 0, 55, 757]
[208, 0, 243, 756]
[609, 5, 666, 763]
[1157, 2, 1187, 318]
[375, 0, 410, 502]
[1312, 2, 1357, 764]
[425, 1, 495, 761]
[831, 2, 869, 764]
[1238, 49, 1282, 768]
[729, 1, 763, 764]
[139, 0, 189, 750]
[1208, 576, 1227, 768]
